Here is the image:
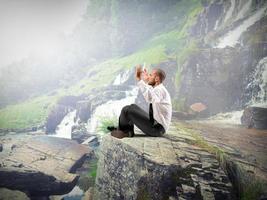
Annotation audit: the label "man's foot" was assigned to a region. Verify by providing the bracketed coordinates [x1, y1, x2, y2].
[107, 126, 117, 132]
[111, 130, 129, 139]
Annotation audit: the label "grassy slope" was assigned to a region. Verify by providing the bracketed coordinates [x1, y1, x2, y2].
[0, 0, 202, 129]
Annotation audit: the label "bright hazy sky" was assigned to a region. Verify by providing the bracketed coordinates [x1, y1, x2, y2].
[0, 0, 88, 68]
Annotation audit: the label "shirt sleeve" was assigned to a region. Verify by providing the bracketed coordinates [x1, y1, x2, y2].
[137, 80, 162, 103]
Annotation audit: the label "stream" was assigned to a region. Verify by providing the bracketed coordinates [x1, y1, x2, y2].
[49, 70, 138, 200]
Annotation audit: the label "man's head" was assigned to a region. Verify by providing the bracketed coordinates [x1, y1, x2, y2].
[147, 68, 166, 86]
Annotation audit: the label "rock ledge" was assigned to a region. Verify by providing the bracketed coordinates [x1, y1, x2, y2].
[94, 126, 235, 200]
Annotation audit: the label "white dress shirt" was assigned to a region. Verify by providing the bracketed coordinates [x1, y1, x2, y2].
[137, 80, 172, 131]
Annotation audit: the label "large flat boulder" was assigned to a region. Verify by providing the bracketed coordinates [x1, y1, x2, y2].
[94, 126, 234, 200]
[0, 134, 91, 196]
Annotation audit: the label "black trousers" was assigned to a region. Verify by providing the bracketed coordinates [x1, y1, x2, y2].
[119, 104, 165, 137]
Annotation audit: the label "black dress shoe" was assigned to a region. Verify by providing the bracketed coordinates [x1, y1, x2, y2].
[107, 126, 117, 132]
[128, 130, 135, 137]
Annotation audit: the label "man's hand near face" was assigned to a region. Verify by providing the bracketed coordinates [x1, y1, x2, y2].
[136, 64, 150, 83]
[142, 68, 149, 83]
[135, 65, 142, 81]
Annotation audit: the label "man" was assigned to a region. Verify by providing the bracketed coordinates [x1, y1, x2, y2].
[108, 65, 172, 138]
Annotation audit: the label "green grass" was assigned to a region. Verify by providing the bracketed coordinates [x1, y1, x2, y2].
[0, 95, 59, 129]
[0, 0, 203, 129]
[175, 123, 267, 200]
[69, 44, 169, 95]
[88, 159, 98, 179]
[96, 115, 118, 134]
[0, 44, 168, 129]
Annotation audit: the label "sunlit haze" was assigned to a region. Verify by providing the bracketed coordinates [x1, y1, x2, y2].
[0, 0, 88, 68]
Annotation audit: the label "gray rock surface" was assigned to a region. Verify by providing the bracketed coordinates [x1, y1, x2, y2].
[0, 188, 30, 200]
[45, 105, 69, 133]
[241, 107, 267, 129]
[94, 126, 234, 200]
[76, 100, 91, 123]
[0, 134, 92, 196]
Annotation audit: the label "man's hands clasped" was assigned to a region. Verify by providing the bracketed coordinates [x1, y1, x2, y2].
[135, 64, 149, 83]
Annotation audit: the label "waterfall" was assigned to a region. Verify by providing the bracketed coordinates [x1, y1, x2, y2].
[52, 110, 78, 139]
[249, 57, 267, 107]
[216, 6, 267, 48]
[206, 57, 267, 125]
[236, 0, 252, 21]
[223, 0, 235, 24]
[87, 86, 139, 134]
[113, 69, 131, 85]
[206, 110, 244, 125]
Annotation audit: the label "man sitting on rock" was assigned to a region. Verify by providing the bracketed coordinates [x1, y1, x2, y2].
[108, 65, 172, 139]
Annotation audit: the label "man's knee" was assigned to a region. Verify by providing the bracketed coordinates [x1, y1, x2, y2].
[121, 105, 130, 114]
[121, 104, 138, 116]
[129, 104, 138, 110]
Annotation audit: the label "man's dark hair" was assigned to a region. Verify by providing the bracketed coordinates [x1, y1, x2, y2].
[155, 68, 166, 82]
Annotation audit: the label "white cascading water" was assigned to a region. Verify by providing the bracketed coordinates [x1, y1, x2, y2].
[51, 109, 78, 139]
[216, 6, 267, 48]
[249, 57, 267, 108]
[223, 0, 235, 24]
[206, 110, 244, 125]
[236, 0, 252, 21]
[87, 70, 138, 134]
[87, 86, 139, 134]
[113, 69, 131, 85]
[207, 2, 266, 124]
[51, 70, 137, 139]
[207, 57, 267, 125]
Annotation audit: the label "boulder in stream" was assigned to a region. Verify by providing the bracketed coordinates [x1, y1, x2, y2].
[76, 100, 91, 123]
[241, 107, 267, 129]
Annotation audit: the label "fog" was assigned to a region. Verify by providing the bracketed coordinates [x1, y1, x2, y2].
[0, 0, 88, 68]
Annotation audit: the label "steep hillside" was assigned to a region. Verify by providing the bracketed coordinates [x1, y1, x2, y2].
[0, 0, 202, 129]
[1, 0, 266, 129]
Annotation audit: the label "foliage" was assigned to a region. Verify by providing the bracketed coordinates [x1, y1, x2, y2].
[88, 159, 99, 180]
[96, 115, 118, 134]
[0, 0, 204, 129]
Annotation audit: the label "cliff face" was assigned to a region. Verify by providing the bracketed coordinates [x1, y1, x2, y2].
[178, 0, 267, 114]
[94, 126, 234, 200]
